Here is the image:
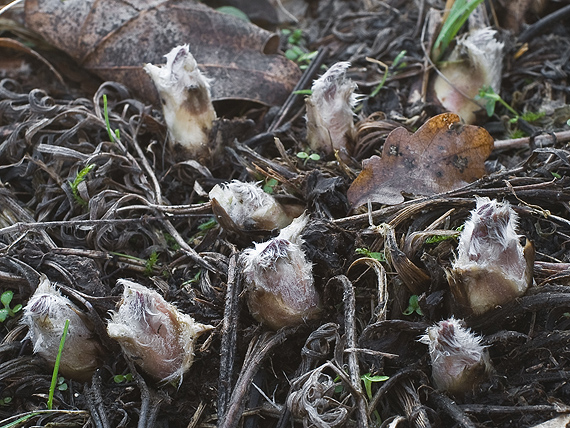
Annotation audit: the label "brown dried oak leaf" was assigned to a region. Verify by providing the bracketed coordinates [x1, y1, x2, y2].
[24, 0, 300, 106]
[347, 113, 494, 207]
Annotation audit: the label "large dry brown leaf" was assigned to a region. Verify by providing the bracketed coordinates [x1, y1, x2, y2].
[347, 113, 494, 207]
[24, 0, 300, 106]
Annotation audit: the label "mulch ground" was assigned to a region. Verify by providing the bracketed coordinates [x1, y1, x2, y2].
[1, 0, 570, 427]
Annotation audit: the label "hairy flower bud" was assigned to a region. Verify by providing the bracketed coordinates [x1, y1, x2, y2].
[241, 214, 321, 330]
[22, 276, 102, 382]
[106, 280, 213, 384]
[447, 197, 534, 315]
[419, 318, 492, 395]
[209, 180, 294, 232]
[144, 44, 216, 159]
[306, 62, 360, 158]
[433, 28, 504, 124]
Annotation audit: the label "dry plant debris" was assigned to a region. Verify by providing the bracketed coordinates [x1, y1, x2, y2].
[0, 0, 570, 427]
[347, 113, 494, 206]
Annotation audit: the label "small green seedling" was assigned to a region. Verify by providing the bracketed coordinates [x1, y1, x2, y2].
[113, 373, 134, 384]
[70, 164, 95, 207]
[103, 94, 120, 143]
[164, 233, 181, 251]
[296, 151, 320, 165]
[144, 251, 159, 276]
[403, 294, 423, 316]
[0, 396, 12, 406]
[262, 178, 279, 194]
[0, 291, 22, 322]
[425, 226, 462, 244]
[56, 376, 68, 391]
[431, 0, 485, 62]
[183, 270, 201, 286]
[361, 373, 389, 425]
[282, 29, 318, 69]
[475, 86, 518, 118]
[370, 50, 407, 98]
[355, 247, 386, 262]
[198, 218, 218, 232]
[47, 319, 70, 410]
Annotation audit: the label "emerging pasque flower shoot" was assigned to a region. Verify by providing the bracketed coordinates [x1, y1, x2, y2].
[22, 276, 102, 382]
[144, 44, 216, 159]
[306, 61, 360, 158]
[241, 214, 321, 330]
[106, 280, 213, 384]
[209, 180, 294, 232]
[433, 28, 504, 124]
[419, 318, 492, 395]
[447, 197, 534, 316]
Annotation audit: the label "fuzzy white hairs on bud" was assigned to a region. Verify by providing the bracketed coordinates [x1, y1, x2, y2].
[209, 180, 294, 232]
[447, 197, 534, 315]
[306, 61, 361, 158]
[22, 276, 102, 382]
[434, 28, 504, 124]
[241, 214, 321, 329]
[419, 318, 492, 395]
[144, 44, 216, 159]
[106, 280, 213, 384]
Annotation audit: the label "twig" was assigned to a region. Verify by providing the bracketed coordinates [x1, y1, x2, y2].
[85, 371, 111, 428]
[219, 330, 289, 428]
[493, 130, 570, 151]
[429, 390, 476, 428]
[268, 47, 329, 133]
[334, 275, 369, 428]
[217, 255, 242, 421]
[518, 4, 570, 43]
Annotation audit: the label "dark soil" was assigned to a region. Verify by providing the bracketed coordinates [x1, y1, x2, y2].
[1, 0, 570, 427]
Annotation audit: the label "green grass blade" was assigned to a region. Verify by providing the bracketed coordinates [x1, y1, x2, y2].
[47, 319, 70, 410]
[432, 0, 485, 62]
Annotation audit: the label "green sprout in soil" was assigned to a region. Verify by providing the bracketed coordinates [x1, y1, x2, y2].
[282, 29, 318, 69]
[113, 373, 134, 384]
[475, 86, 519, 118]
[355, 247, 386, 262]
[70, 164, 95, 207]
[103, 94, 120, 143]
[425, 226, 462, 244]
[431, 0, 485, 62]
[262, 178, 279, 194]
[144, 251, 159, 276]
[370, 50, 407, 98]
[361, 373, 389, 425]
[0, 397, 12, 407]
[181, 271, 202, 290]
[56, 376, 68, 391]
[403, 294, 423, 316]
[47, 319, 69, 410]
[198, 218, 218, 232]
[296, 151, 320, 165]
[0, 291, 22, 322]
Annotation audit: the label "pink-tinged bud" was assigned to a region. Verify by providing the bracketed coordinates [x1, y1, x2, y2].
[209, 180, 294, 232]
[241, 214, 321, 330]
[419, 318, 492, 395]
[306, 62, 360, 158]
[433, 28, 504, 124]
[22, 276, 102, 382]
[106, 280, 213, 384]
[144, 44, 216, 159]
[447, 197, 534, 316]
